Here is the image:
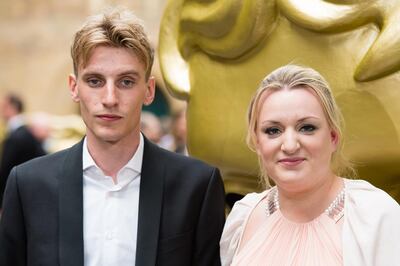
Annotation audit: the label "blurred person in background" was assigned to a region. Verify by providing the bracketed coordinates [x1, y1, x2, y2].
[0, 93, 46, 208]
[159, 109, 188, 155]
[28, 112, 52, 153]
[140, 111, 163, 144]
[171, 109, 188, 155]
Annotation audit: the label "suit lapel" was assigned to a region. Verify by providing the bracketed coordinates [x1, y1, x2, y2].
[59, 140, 84, 266]
[136, 138, 165, 266]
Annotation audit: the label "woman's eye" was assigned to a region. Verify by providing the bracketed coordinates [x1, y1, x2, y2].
[264, 127, 281, 136]
[87, 78, 103, 88]
[300, 124, 316, 133]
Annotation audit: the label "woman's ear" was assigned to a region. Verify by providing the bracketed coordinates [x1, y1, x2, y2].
[253, 136, 262, 156]
[331, 130, 339, 150]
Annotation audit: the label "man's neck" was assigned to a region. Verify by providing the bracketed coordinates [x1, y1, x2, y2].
[86, 132, 141, 182]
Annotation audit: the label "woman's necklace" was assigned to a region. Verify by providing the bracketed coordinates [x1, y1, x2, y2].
[266, 185, 345, 223]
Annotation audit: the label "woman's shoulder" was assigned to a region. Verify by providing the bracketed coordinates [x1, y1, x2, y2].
[233, 191, 269, 211]
[220, 190, 269, 266]
[224, 190, 268, 232]
[342, 179, 400, 264]
[344, 178, 399, 213]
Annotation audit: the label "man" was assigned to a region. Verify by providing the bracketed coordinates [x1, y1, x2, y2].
[0, 8, 225, 266]
[0, 94, 46, 207]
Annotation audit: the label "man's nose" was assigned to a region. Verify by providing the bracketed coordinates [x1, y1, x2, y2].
[102, 84, 118, 107]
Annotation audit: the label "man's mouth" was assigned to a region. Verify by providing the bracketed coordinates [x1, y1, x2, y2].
[96, 114, 122, 121]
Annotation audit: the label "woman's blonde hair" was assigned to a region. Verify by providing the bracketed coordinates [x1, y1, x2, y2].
[71, 7, 154, 80]
[247, 65, 355, 187]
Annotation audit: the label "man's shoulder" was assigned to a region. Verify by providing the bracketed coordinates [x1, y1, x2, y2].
[143, 142, 220, 187]
[149, 143, 215, 171]
[16, 142, 80, 172]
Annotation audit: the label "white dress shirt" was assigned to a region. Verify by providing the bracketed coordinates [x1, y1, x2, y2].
[82, 134, 144, 266]
[6, 114, 25, 133]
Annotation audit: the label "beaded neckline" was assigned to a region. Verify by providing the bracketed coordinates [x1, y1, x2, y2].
[266, 185, 345, 223]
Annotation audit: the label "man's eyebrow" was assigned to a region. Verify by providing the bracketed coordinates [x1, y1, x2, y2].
[80, 70, 141, 78]
[81, 72, 101, 78]
[117, 71, 140, 77]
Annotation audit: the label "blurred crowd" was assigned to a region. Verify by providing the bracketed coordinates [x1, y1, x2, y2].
[140, 109, 187, 155]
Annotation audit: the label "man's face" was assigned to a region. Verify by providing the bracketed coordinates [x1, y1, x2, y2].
[69, 46, 155, 144]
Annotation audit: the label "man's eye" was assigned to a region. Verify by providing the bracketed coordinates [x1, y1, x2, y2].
[299, 124, 316, 133]
[264, 127, 281, 136]
[120, 79, 135, 88]
[87, 78, 103, 87]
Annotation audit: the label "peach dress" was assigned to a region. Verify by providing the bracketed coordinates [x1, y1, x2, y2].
[230, 187, 345, 266]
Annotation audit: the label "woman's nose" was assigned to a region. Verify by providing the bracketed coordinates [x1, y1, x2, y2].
[281, 131, 300, 154]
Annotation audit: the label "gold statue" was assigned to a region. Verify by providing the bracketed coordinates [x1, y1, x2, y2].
[159, 0, 400, 202]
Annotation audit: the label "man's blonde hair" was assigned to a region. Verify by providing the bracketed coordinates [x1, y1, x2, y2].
[247, 64, 355, 187]
[71, 7, 154, 80]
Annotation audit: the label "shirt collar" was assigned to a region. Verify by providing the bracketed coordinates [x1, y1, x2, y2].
[7, 114, 25, 132]
[82, 133, 144, 174]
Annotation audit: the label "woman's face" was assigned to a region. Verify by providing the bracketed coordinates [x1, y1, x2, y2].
[255, 87, 338, 192]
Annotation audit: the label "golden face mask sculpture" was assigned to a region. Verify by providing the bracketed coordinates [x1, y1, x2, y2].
[159, 0, 400, 202]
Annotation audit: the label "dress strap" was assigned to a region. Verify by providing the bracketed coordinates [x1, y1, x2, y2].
[265, 187, 279, 217]
[325, 187, 345, 222]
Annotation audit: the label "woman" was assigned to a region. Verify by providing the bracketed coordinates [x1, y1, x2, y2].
[220, 65, 400, 266]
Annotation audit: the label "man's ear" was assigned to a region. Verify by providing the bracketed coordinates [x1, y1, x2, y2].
[68, 74, 80, 102]
[143, 76, 156, 106]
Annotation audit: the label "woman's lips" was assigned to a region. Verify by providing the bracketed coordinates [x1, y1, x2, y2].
[278, 157, 305, 166]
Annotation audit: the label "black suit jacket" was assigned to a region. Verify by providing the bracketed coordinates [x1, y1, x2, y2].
[0, 137, 225, 266]
[0, 125, 46, 207]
